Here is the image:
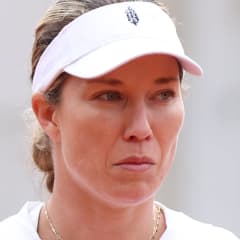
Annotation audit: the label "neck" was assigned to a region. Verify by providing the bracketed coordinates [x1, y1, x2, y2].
[47, 193, 155, 240]
[38, 156, 166, 240]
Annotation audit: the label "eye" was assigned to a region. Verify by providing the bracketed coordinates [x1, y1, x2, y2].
[95, 91, 124, 102]
[152, 90, 175, 102]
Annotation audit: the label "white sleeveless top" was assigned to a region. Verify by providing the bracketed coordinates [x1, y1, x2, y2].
[0, 201, 238, 240]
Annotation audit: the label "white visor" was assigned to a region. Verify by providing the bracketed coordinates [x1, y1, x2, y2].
[32, 1, 203, 93]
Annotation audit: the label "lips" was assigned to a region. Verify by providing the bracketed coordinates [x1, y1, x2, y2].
[113, 156, 155, 172]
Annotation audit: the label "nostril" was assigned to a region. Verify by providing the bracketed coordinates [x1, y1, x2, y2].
[128, 135, 138, 141]
[125, 133, 152, 142]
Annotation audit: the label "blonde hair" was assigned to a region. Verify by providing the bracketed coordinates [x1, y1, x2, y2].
[30, 0, 168, 192]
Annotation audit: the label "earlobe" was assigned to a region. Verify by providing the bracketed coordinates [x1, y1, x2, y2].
[32, 93, 60, 142]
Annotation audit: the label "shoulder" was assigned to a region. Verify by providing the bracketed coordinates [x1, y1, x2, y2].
[179, 214, 239, 239]
[0, 201, 43, 240]
[156, 202, 239, 240]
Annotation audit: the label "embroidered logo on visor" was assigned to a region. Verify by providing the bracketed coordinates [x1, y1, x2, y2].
[125, 6, 139, 26]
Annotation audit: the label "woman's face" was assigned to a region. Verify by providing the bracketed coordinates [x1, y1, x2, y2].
[53, 55, 184, 206]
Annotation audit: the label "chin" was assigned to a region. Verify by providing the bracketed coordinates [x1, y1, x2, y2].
[100, 181, 159, 208]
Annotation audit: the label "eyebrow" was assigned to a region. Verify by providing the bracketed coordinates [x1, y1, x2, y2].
[87, 77, 179, 85]
[87, 78, 123, 86]
[154, 77, 179, 84]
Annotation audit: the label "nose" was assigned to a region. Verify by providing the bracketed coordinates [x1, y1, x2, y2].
[123, 103, 153, 142]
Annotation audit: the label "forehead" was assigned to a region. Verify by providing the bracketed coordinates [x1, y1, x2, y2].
[61, 54, 181, 94]
[87, 54, 180, 84]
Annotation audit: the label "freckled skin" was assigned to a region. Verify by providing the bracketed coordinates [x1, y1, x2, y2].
[51, 54, 185, 207]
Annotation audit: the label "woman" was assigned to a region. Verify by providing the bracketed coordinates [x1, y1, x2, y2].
[0, 0, 238, 239]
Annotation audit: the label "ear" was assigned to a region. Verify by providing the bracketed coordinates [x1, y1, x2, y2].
[32, 93, 60, 143]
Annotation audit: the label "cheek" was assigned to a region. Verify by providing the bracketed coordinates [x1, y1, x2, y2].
[153, 101, 185, 151]
[58, 106, 121, 168]
[151, 102, 184, 180]
[168, 102, 185, 136]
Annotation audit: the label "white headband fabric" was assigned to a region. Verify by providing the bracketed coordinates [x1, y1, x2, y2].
[32, 1, 203, 93]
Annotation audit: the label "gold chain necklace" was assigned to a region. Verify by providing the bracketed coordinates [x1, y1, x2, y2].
[151, 204, 161, 240]
[44, 203, 161, 240]
[44, 205, 63, 240]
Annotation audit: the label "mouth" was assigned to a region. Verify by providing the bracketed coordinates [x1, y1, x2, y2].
[113, 156, 155, 172]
